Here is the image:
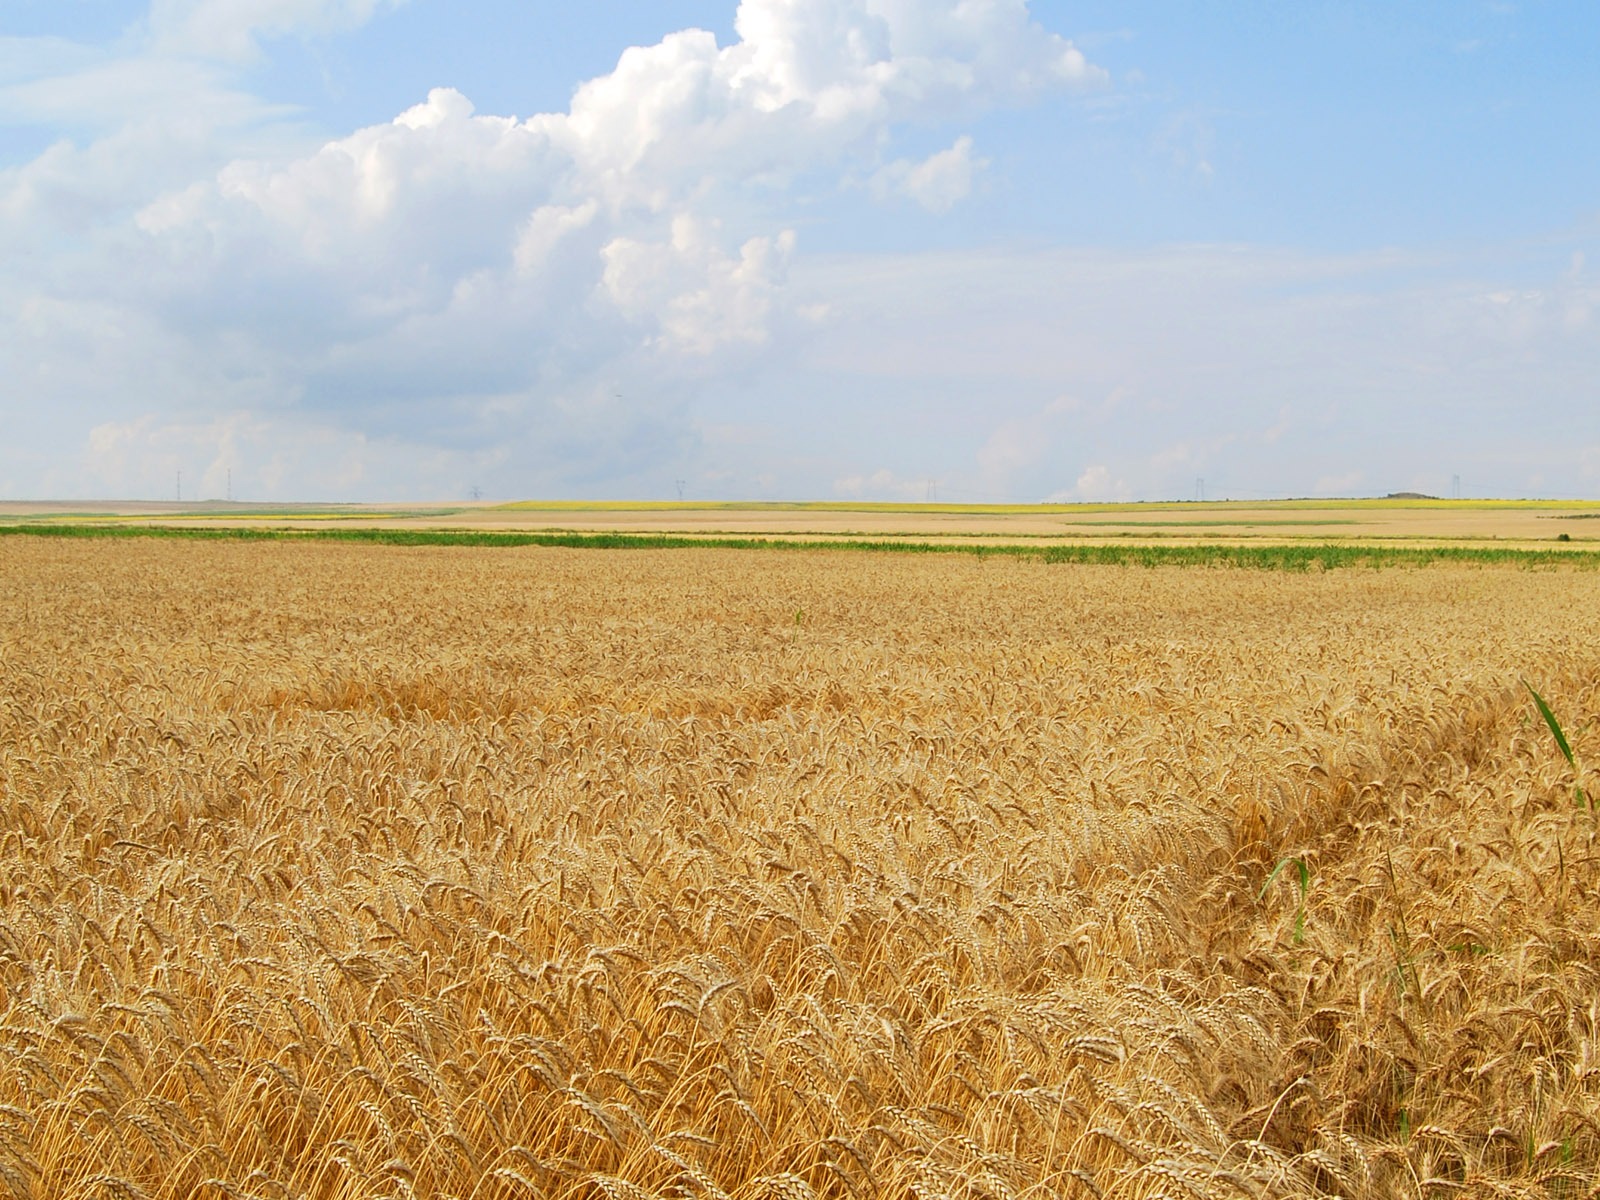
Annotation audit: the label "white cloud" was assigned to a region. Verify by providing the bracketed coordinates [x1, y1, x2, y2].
[513, 201, 599, 275]
[113, 0, 1106, 342]
[1058, 464, 1126, 502]
[871, 135, 983, 212]
[0, 52, 308, 239]
[833, 468, 929, 500]
[726, 0, 1106, 113]
[780, 240, 1600, 502]
[10, 3, 1597, 504]
[0, 0, 1109, 498]
[147, 0, 403, 62]
[0, 54, 268, 129]
[528, 0, 1103, 213]
[601, 217, 797, 354]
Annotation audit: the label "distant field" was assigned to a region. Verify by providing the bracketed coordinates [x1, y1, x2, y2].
[2, 496, 1599, 551]
[2, 539, 1599, 1198]
[2, 520, 1599, 569]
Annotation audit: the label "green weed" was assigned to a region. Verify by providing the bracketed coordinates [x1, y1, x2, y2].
[1525, 681, 1590, 809]
[1259, 855, 1310, 944]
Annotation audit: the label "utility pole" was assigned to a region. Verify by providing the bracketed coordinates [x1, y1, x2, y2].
[1195, 477, 1205, 502]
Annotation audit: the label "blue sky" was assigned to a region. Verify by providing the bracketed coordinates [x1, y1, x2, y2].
[2, 1, 1597, 501]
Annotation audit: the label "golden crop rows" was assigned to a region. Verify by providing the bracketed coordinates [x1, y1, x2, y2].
[1, 539, 1598, 1200]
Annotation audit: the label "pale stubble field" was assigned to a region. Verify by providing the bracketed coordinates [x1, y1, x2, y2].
[1, 539, 1598, 1199]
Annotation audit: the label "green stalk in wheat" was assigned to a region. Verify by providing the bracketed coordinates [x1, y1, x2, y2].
[1526, 681, 1590, 810]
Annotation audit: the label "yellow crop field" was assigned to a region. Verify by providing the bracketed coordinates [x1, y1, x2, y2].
[2, 538, 1599, 1199]
[7, 496, 1600, 549]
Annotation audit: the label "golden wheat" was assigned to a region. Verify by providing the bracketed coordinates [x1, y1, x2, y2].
[0, 538, 1597, 1199]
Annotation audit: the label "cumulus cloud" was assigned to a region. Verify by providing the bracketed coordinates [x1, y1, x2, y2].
[1056, 464, 1126, 502]
[871, 135, 983, 212]
[0, 0, 1107, 498]
[601, 218, 797, 354]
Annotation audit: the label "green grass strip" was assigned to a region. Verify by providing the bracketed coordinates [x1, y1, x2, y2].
[2, 522, 1598, 569]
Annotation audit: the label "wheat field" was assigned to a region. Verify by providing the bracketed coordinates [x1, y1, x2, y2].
[1, 539, 1598, 1200]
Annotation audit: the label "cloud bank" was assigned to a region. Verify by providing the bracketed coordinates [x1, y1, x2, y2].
[2, 0, 1106, 499]
[797, 242, 1600, 503]
[2, 1, 1596, 502]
